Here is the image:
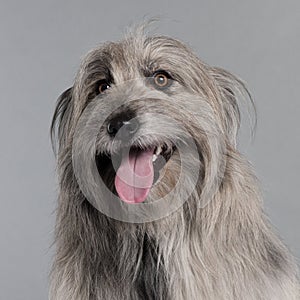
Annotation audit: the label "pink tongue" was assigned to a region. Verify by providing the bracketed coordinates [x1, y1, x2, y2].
[115, 148, 154, 203]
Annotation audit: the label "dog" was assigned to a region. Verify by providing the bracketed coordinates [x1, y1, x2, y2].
[50, 26, 299, 299]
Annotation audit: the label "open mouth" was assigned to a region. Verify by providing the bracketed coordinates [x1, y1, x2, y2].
[95, 144, 176, 204]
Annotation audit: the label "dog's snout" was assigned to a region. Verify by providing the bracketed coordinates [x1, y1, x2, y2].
[107, 113, 139, 139]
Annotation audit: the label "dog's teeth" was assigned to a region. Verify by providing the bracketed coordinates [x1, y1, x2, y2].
[155, 146, 162, 156]
[152, 154, 158, 162]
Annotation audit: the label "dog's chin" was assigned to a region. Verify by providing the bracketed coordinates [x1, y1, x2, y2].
[95, 143, 178, 203]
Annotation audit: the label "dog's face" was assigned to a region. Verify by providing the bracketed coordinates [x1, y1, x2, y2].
[52, 33, 245, 222]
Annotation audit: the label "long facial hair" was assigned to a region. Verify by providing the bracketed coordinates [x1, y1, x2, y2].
[49, 27, 299, 300]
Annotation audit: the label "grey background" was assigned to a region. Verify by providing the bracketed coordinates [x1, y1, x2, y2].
[0, 1, 299, 299]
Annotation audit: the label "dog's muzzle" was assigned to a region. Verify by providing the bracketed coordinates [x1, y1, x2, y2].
[96, 111, 176, 204]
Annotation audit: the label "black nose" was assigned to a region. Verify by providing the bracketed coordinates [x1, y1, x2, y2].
[107, 114, 139, 139]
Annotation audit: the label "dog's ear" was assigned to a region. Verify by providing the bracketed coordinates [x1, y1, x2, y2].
[50, 87, 74, 154]
[220, 84, 241, 144]
[211, 67, 255, 147]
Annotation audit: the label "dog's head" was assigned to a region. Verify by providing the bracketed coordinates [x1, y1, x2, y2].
[51, 30, 251, 223]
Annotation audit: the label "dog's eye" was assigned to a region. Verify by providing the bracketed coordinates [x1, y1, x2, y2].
[153, 71, 171, 88]
[97, 80, 111, 94]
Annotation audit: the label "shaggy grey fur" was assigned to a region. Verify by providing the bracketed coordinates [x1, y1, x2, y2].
[50, 26, 299, 299]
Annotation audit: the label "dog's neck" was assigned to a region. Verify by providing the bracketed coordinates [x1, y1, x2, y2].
[50, 152, 298, 300]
